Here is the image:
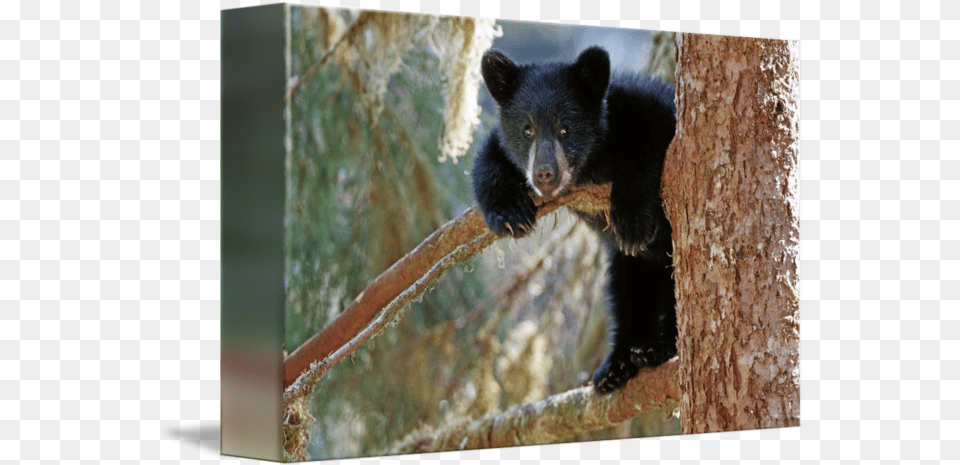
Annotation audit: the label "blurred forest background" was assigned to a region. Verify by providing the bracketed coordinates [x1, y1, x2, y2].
[284, 6, 677, 460]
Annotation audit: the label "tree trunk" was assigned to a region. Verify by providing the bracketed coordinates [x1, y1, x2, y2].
[662, 33, 800, 434]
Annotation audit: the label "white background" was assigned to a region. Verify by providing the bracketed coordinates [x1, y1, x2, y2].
[6, 0, 957, 463]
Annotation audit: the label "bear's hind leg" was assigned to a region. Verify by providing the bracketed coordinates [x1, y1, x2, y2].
[592, 249, 677, 394]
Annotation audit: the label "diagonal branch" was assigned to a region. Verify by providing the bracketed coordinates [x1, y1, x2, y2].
[284, 232, 495, 404]
[282, 184, 612, 390]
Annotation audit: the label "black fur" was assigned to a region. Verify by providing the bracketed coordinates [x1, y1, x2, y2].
[472, 47, 677, 394]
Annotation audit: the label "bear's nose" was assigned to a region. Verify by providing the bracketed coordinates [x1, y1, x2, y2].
[535, 164, 555, 184]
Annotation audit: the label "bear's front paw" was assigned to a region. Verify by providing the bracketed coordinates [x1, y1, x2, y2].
[610, 206, 658, 256]
[481, 195, 537, 238]
[592, 349, 640, 394]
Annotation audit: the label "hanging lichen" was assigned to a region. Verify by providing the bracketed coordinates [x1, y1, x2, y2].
[431, 17, 501, 164]
[293, 10, 498, 160]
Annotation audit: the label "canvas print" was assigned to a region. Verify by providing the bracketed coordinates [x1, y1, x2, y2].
[222, 4, 799, 462]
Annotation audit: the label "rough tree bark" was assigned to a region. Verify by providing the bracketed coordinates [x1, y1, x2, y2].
[662, 33, 800, 433]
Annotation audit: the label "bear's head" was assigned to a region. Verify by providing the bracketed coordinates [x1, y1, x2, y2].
[481, 46, 611, 198]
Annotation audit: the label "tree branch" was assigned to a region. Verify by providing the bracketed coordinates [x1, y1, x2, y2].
[283, 183, 612, 390]
[386, 357, 680, 455]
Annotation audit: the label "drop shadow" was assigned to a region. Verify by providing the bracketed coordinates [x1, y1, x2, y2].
[163, 422, 220, 455]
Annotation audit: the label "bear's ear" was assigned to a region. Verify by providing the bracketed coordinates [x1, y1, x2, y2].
[481, 50, 522, 104]
[571, 46, 611, 103]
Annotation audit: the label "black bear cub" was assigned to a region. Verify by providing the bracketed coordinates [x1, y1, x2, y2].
[472, 47, 677, 394]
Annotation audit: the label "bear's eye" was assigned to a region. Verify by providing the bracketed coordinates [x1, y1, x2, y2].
[559, 126, 570, 137]
[523, 126, 534, 139]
